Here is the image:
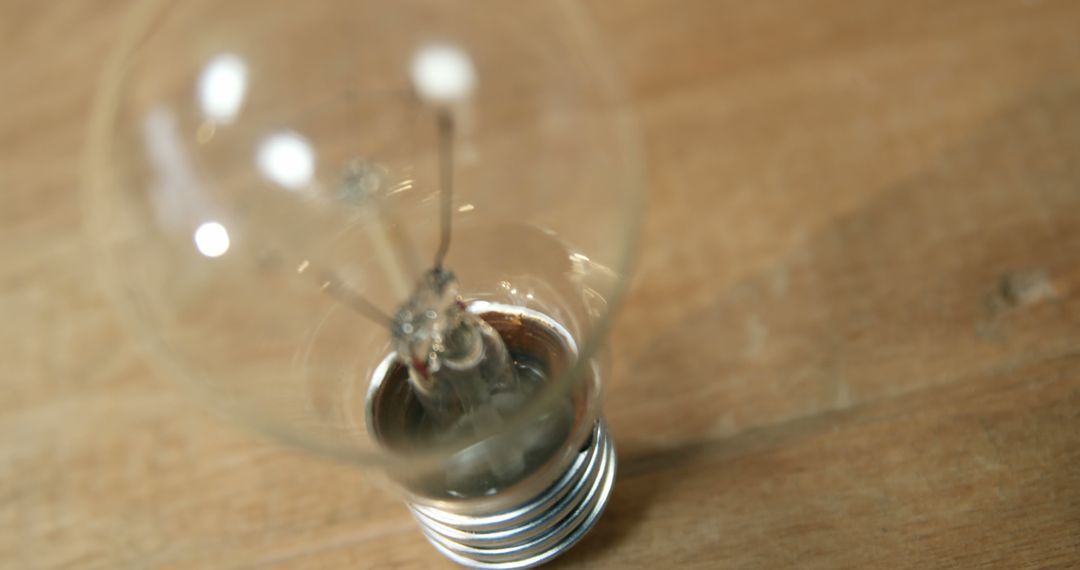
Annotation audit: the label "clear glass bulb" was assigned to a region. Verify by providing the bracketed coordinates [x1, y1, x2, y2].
[85, 0, 641, 566]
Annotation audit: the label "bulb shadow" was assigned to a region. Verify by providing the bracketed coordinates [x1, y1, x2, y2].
[552, 76, 1080, 566]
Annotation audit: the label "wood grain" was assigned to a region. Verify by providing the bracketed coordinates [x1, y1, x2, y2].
[4, 0, 1080, 568]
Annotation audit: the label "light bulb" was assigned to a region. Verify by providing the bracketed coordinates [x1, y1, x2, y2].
[85, 1, 642, 567]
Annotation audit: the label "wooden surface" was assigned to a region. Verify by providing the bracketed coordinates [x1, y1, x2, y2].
[5, 0, 1080, 568]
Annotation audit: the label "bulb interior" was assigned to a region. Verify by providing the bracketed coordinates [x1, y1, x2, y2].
[369, 302, 588, 500]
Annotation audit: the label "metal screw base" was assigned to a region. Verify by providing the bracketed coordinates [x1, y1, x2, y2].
[409, 421, 616, 569]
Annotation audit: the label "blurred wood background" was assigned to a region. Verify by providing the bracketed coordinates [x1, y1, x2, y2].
[4, 0, 1080, 567]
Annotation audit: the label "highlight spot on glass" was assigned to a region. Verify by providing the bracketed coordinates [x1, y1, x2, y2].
[257, 132, 315, 190]
[198, 53, 247, 123]
[411, 44, 476, 103]
[194, 221, 230, 257]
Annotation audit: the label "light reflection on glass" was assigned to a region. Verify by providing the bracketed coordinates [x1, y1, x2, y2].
[387, 179, 414, 195]
[194, 221, 230, 257]
[142, 106, 213, 231]
[198, 53, 248, 123]
[256, 131, 315, 190]
[410, 44, 476, 103]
